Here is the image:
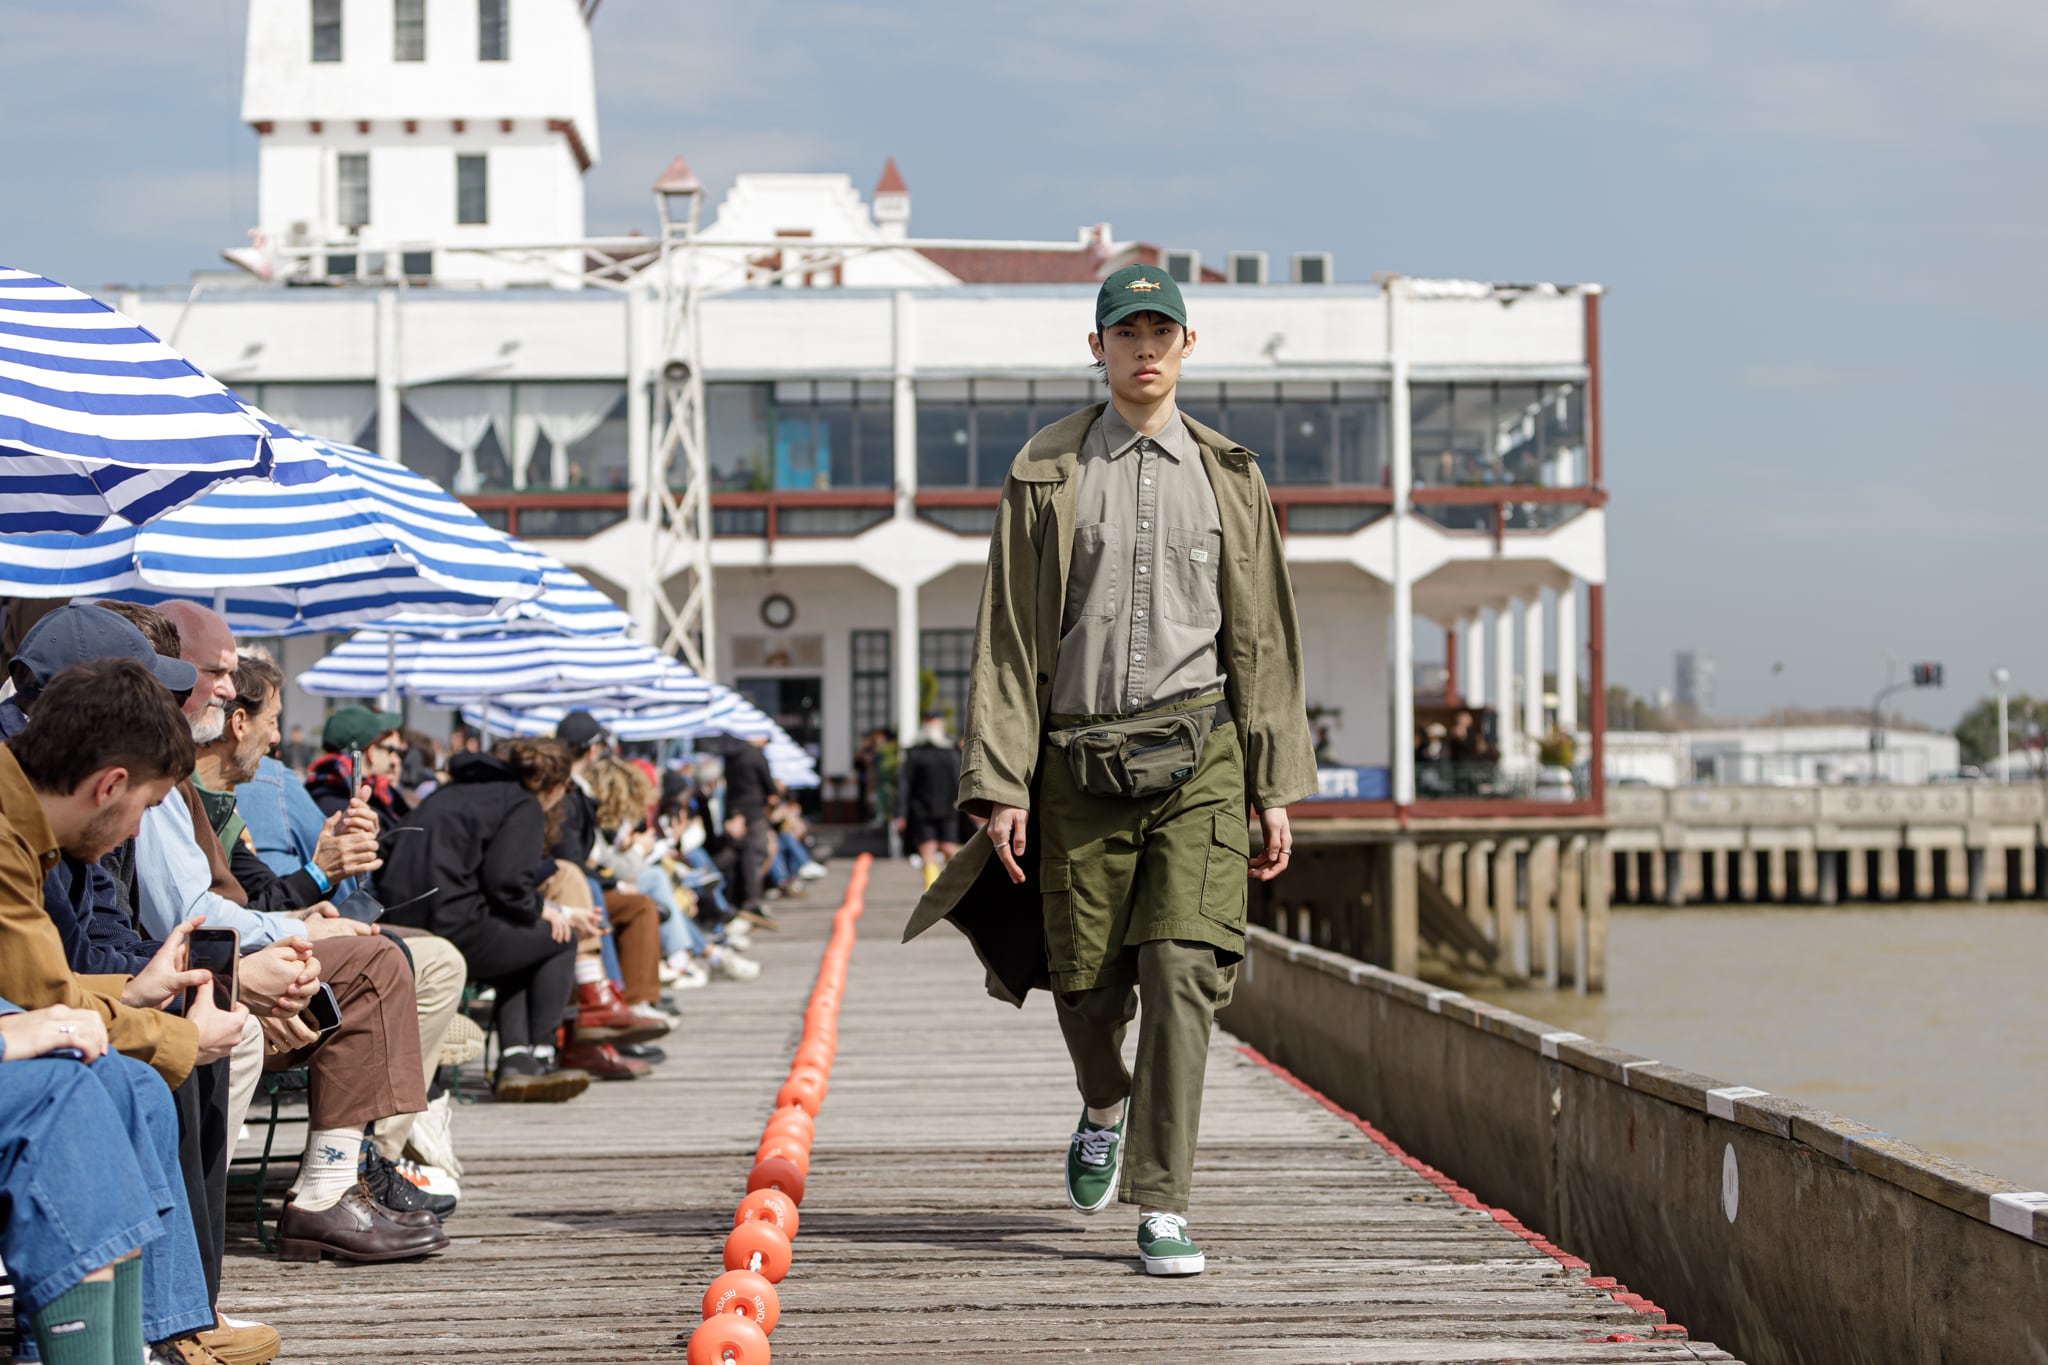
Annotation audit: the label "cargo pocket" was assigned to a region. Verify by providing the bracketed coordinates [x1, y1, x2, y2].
[1199, 812, 1251, 932]
[1042, 857, 1080, 972]
[1064, 522, 1120, 622]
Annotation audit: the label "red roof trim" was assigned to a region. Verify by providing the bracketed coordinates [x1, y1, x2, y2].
[548, 118, 593, 172]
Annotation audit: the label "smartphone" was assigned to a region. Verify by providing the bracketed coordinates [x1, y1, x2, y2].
[332, 886, 386, 923]
[298, 981, 342, 1037]
[185, 927, 240, 1012]
[348, 747, 366, 792]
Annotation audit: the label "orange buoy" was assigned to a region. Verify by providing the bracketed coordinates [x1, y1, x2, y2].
[747, 1154, 807, 1206]
[702, 1268, 780, 1334]
[685, 1311, 770, 1364]
[734, 1187, 800, 1240]
[723, 1219, 793, 1283]
[756, 1135, 810, 1177]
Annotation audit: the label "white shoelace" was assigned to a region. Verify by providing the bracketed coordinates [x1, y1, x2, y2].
[1141, 1212, 1188, 1243]
[1073, 1123, 1119, 1168]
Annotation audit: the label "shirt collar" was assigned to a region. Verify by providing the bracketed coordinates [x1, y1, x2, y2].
[0, 746, 60, 872]
[1099, 403, 1195, 463]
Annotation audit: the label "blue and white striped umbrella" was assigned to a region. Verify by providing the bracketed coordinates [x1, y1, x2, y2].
[436, 654, 713, 711]
[0, 429, 546, 634]
[0, 267, 328, 533]
[457, 684, 821, 787]
[298, 629, 669, 700]
[376, 544, 634, 638]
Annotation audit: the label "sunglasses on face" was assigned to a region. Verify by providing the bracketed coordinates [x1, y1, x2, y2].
[372, 742, 408, 756]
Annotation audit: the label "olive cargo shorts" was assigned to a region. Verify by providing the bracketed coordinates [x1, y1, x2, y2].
[1041, 706, 1248, 1213]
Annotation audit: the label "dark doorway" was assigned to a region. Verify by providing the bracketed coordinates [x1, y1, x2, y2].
[734, 676, 823, 815]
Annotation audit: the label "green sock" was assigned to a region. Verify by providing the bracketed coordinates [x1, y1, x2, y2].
[111, 1257, 145, 1365]
[30, 1277, 116, 1365]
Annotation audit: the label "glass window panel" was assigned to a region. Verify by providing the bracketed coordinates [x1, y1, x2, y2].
[560, 396, 631, 490]
[855, 406, 893, 488]
[1335, 396, 1385, 485]
[917, 380, 969, 403]
[478, 0, 508, 60]
[815, 403, 855, 488]
[917, 405, 970, 487]
[705, 383, 770, 491]
[774, 409, 824, 491]
[400, 249, 433, 279]
[1280, 381, 1334, 401]
[397, 410, 458, 490]
[1180, 401, 1226, 434]
[456, 155, 487, 225]
[1276, 400, 1332, 485]
[393, 0, 424, 59]
[1287, 504, 1386, 534]
[974, 380, 1029, 401]
[1410, 383, 1453, 486]
[519, 507, 627, 537]
[780, 506, 891, 537]
[712, 506, 768, 536]
[857, 380, 896, 404]
[773, 380, 812, 403]
[1034, 379, 1094, 404]
[814, 380, 854, 403]
[1450, 383, 1498, 483]
[473, 426, 514, 492]
[1223, 400, 1279, 459]
[1222, 382, 1279, 404]
[337, 154, 370, 229]
[1491, 383, 1543, 484]
[919, 505, 999, 536]
[972, 405, 1030, 486]
[1541, 381, 1585, 486]
[312, 0, 342, 61]
[1176, 381, 1223, 403]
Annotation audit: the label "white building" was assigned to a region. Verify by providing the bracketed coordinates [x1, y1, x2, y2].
[1606, 726, 1962, 787]
[126, 0, 1614, 821]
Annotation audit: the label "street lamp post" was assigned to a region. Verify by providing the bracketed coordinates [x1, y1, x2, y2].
[1992, 666, 2010, 783]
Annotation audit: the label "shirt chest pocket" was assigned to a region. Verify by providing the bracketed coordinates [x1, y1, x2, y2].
[1064, 522, 1120, 623]
[1161, 526, 1222, 629]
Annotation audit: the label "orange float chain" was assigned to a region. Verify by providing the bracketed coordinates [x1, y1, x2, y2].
[685, 853, 871, 1365]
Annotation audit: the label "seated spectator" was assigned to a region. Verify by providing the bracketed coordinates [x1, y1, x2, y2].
[764, 789, 827, 893]
[1, 1000, 213, 1365]
[376, 738, 592, 1103]
[304, 706, 411, 835]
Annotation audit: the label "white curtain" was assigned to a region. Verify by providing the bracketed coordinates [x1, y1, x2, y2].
[257, 384, 378, 445]
[509, 383, 619, 488]
[404, 384, 513, 493]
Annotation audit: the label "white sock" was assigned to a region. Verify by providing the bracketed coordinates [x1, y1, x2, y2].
[1085, 1101, 1124, 1127]
[573, 957, 605, 985]
[533, 1044, 557, 1064]
[293, 1129, 363, 1212]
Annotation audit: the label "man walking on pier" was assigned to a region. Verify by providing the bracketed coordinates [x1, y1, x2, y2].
[905, 264, 1316, 1274]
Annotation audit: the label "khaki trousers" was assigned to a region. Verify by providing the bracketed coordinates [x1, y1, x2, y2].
[372, 933, 467, 1159]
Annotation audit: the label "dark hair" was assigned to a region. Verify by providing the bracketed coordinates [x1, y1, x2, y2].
[229, 653, 284, 721]
[495, 736, 573, 793]
[88, 600, 181, 657]
[8, 658, 194, 792]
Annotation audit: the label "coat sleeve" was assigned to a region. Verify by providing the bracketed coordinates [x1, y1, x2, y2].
[1239, 463, 1320, 811]
[956, 475, 1045, 818]
[480, 798, 546, 927]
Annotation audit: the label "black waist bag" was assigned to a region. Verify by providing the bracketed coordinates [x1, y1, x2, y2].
[1047, 701, 1227, 799]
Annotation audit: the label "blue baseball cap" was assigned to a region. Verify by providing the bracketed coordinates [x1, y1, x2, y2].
[11, 603, 198, 695]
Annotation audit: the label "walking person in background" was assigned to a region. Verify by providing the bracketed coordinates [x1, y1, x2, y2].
[717, 738, 777, 927]
[905, 264, 1316, 1276]
[898, 711, 963, 890]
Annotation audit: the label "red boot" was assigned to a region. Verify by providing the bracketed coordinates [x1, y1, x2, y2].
[557, 1040, 651, 1081]
[570, 978, 671, 1046]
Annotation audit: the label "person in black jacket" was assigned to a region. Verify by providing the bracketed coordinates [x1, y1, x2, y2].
[897, 713, 963, 890]
[376, 738, 593, 1104]
[718, 737, 777, 919]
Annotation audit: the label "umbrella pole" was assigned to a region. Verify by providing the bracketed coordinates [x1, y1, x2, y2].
[479, 693, 491, 748]
[382, 634, 398, 714]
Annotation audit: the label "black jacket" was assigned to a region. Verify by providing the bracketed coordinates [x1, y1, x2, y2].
[376, 752, 547, 938]
[725, 742, 775, 823]
[899, 742, 961, 823]
[552, 782, 600, 870]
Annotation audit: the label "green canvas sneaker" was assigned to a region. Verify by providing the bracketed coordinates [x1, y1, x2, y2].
[1064, 1109, 1125, 1213]
[1137, 1211, 1205, 1276]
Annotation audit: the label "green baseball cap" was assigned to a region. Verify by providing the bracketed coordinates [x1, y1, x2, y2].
[323, 704, 403, 753]
[1095, 263, 1187, 332]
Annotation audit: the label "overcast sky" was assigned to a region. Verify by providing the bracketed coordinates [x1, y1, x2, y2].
[3, 0, 2042, 728]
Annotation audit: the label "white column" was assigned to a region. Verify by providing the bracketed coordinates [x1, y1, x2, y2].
[895, 580, 922, 747]
[1387, 280, 1417, 806]
[1464, 615, 1485, 707]
[1523, 593, 1545, 745]
[623, 289, 661, 647]
[1494, 604, 1518, 759]
[893, 291, 917, 522]
[1556, 581, 1579, 732]
[374, 288, 402, 462]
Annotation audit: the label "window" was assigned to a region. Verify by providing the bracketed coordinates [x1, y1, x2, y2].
[920, 629, 974, 729]
[478, 0, 508, 60]
[1410, 381, 1585, 488]
[694, 381, 894, 492]
[394, 0, 425, 59]
[311, 0, 342, 61]
[1176, 381, 1386, 486]
[400, 249, 433, 280]
[456, 154, 488, 225]
[915, 378, 1094, 488]
[851, 631, 892, 743]
[1163, 250, 1199, 284]
[337, 153, 370, 229]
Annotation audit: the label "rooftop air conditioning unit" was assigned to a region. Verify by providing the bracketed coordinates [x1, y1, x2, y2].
[287, 221, 311, 246]
[1163, 250, 1200, 285]
[1227, 251, 1267, 285]
[1292, 252, 1334, 285]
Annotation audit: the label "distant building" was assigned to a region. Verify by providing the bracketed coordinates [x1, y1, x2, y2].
[1674, 650, 1716, 714]
[1607, 726, 1959, 787]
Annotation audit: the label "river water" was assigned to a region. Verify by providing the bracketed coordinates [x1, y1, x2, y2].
[1473, 905, 2048, 1189]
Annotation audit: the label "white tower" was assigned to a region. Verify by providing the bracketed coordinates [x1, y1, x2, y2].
[236, 0, 600, 288]
[871, 158, 910, 239]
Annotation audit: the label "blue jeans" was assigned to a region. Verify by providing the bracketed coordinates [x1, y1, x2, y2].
[638, 866, 708, 958]
[681, 850, 734, 931]
[3, 1054, 212, 1353]
[769, 831, 810, 886]
[583, 874, 625, 989]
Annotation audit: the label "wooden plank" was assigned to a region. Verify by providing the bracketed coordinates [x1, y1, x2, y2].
[220, 861, 1742, 1363]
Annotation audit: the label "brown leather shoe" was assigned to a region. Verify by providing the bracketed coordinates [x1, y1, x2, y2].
[276, 1181, 450, 1263]
[192, 1316, 281, 1365]
[569, 980, 670, 1045]
[559, 1040, 650, 1080]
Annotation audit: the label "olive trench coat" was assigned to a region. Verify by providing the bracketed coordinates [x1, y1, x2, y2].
[901, 404, 1318, 1005]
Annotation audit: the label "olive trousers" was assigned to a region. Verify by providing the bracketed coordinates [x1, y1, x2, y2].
[1041, 709, 1247, 1214]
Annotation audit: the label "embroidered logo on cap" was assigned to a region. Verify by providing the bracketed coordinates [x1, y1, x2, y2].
[1126, 278, 1163, 292]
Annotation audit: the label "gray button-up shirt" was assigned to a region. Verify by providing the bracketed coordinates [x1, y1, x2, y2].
[1050, 404, 1227, 717]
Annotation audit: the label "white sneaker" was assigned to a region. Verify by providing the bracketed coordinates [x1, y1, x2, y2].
[404, 1092, 463, 1179]
[709, 948, 762, 981]
[396, 1157, 461, 1201]
[630, 1002, 679, 1028]
[798, 860, 828, 880]
[666, 953, 711, 989]
[720, 920, 753, 949]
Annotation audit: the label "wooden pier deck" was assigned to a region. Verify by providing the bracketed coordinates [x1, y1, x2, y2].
[224, 859, 1742, 1364]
